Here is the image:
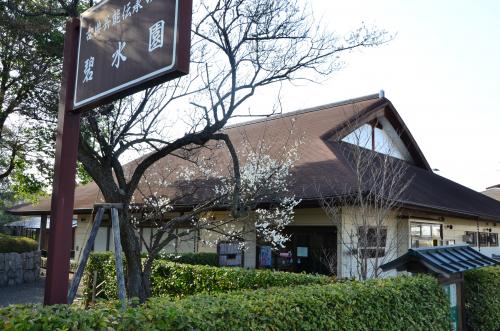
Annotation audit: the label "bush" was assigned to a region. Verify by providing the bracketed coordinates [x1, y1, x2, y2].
[464, 266, 500, 331]
[159, 252, 218, 266]
[0, 276, 451, 331]
[83, 252, 330, 302]
[0, 234, 38, 253]
[82, 252, 125, 303]
[150, 259, 330, 297]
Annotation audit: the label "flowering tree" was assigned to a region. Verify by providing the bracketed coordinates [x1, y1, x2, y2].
[6, 0, 390, 300]
[131, 136, 301, 294]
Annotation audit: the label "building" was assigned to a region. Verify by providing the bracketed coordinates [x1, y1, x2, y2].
[483, 184, 500, 202]
[9, 93, 500, 278]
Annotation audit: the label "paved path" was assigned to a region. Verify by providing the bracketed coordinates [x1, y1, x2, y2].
[0, 277, 45, 307]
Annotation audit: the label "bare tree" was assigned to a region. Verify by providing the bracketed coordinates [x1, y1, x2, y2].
[75, 0, 390, 301]
[320, 112, 412, 280]
[5, 0, 390, 300]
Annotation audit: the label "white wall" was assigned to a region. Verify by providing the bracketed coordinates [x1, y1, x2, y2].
[443, 217, 500, 258]
[337, 206, 399, 279]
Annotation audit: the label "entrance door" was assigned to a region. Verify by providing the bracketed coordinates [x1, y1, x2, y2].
[278, 226, 337, 275]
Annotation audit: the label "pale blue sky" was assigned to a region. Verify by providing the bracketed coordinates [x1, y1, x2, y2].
[243, 0, 500, 191]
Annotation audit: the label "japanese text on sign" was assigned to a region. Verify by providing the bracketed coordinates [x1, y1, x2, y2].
[73, 0, 190, 111]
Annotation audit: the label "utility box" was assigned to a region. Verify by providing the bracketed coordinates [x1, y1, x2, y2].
[217, 242, 243, 267]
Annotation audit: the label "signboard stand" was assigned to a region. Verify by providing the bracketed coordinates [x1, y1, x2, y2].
[44, 18, 82, 305]
[44, 0, 192, 306]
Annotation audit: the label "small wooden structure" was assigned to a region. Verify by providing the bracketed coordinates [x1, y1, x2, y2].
[380, 245, 499, 331]
[67, 203, 126, 309]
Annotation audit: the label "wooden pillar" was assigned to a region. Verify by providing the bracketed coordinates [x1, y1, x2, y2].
[39, 215, 48, 251]
[44, 18, 81, 305]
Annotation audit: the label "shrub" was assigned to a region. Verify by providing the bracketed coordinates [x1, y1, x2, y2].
[159, 252, 218, 266]
[140, 252, 219, 266]
[0, 276, 451, 331]
[464, 265, 500, 331]
[0, 234, 38, 253]
[82, 252, 125, 304]
[150, 259, 330, 297]
[83, 252, 330, 302]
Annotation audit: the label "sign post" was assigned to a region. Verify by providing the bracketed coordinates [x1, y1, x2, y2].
[44, 18, 81, 305]
[44, 0, 192, 305]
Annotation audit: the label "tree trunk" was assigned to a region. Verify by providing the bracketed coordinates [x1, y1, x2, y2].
[118, 206, 148, 302]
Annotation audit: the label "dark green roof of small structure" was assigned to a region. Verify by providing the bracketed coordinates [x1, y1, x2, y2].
[380, 245, 499, 277]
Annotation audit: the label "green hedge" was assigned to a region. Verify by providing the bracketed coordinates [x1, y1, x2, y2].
[83, 252, 330, 302]
[0, 233, 38, 253]
[0, 276, 451, 331]
[141, 252, 218, 266]
[82, 252, 124, 303]
[464, 265, 500, 331]
[158, 252, 218, 266]
[150, 259, 330, 297]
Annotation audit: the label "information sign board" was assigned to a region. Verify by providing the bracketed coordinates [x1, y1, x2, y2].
[73, 0, 191, 111]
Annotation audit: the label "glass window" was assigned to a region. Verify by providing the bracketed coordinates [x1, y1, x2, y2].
[341, 117, 414, 163]
[341, 124, 372, 149]
[421, 225, 431, 237]
[479, 232, 489, 246]
[411, 225, 420, 236]
[357, 226, 387, 258]
[489, 233, 498, 247]
[432, 225, 441, 237]
[411, 222, 443, 248]
[464, 232, 477, 246]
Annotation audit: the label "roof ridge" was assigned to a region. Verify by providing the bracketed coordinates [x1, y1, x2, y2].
[224, 93, 381, 131]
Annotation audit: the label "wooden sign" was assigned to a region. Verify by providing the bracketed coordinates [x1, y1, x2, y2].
[73, 0, 192, 111]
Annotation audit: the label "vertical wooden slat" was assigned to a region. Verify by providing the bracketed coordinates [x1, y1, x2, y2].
[111, 208, 127, 309]
[67, 207, 105, 304]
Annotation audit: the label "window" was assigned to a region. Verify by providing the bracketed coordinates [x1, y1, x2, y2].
[340, 117, 414, 162]
[464, 231, 477, 246]
[479, 232, 489, 246]
[464, 232, 499, 247]
[358, 226, 387, 258]
[411, 223, 443, 248]
[489, 233, 498, 247]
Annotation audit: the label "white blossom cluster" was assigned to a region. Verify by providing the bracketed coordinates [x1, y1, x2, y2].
[130, 138, 302, 250]
[255, 196, 300, 248]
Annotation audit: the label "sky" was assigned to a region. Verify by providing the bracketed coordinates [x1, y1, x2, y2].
[234, 0, 500, 192]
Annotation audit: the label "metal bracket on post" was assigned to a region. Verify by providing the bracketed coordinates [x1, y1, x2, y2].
[67, 203, 126, 309]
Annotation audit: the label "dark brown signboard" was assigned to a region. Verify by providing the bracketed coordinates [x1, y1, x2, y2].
[73, 0, 191, 111]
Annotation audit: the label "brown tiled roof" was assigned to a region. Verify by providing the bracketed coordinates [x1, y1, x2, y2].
[10, 94, 500, 222]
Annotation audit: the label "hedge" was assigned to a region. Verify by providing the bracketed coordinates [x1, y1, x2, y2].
[0, 233, 38, 253]
[150, 259, 331, 297]
[140, 252, 219, 266]
[83, 252, 330, 302]
[158, 252, 218, 266]
[0, 276, 451, 331]
[464, 265, 500, 331]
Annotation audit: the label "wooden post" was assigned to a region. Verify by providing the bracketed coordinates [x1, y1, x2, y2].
[91, 270, 98, 303]
[67, 207, 105, 304]
[44, 18, 82, 305]
[111, 208, 127, 309]
[39, 215, 47, 252]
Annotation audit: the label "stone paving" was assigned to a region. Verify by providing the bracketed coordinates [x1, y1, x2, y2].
[0, 276, 45, 307]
